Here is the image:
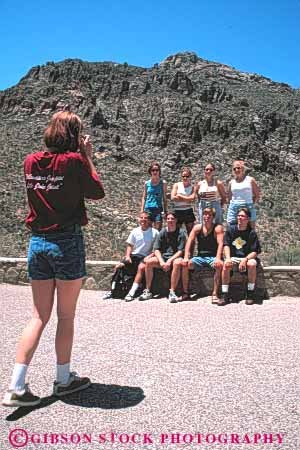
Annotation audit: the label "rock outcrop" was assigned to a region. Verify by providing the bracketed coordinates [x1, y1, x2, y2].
[1, 52, 300, 261]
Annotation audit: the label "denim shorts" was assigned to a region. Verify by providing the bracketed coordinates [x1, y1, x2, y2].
[192, 256, 216, 269]
[144, 207, 163, 223]
[28, 224, 86, 280]
[227, 202, 256, 224]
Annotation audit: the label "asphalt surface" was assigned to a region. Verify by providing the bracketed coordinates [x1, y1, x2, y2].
[0, 284, 299, 450]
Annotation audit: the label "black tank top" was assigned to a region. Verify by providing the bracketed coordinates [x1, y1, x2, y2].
[197, 224, 218, 257]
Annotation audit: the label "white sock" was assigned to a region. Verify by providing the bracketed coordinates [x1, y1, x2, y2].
[9, 363, 28, 391]
[222, 285, 229, 293]
[56, 363, 70, 384]
[128, 282, 139, 297]
[248, 283, 255, 291]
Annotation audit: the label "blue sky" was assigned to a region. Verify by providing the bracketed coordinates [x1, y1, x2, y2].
[1, 0, 300, 91]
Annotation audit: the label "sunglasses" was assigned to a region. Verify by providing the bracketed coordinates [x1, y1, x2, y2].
[233, 167, 242, 171]
[151, 169, 159, 173]
[182, 175, 190, 179]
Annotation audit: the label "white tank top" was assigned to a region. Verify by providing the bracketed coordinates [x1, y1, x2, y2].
[174, 182, 193, 210]
[198, 180, 219, 201]
[231, 175, 253, 204]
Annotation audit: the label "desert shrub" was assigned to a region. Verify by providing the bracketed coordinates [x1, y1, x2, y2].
[268, 246, 300, 266]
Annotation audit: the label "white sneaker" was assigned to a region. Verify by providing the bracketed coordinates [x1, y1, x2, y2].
[139, 289, 153, 301]
[102, 291, 113, 300]
[169, 291, 178, 303]
[124, 293, 134, 302]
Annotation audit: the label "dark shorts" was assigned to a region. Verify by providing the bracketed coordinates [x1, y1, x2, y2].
[144, 207, 163, 223]
[161, 255, 182, 263]
[121, 254, 145, 275]
[28, 224, 86, 280]
[174, 208, 196, 225]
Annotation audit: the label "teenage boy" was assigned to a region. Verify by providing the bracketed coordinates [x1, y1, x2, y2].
[103, 212, 158, 301]
[181, 207, 224, 303]
[139, 211, 186, 303]
[220, 207, 261, 305]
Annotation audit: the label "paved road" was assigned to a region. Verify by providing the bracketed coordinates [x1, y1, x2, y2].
[0, 284, 299, 450]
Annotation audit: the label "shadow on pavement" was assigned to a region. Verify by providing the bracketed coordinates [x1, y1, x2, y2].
[5, 383, 145, 421]
[61, 383, 145, 409]
[5, 395, 58, 421]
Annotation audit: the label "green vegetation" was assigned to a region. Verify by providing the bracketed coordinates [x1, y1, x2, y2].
[268, 246, 300, 266]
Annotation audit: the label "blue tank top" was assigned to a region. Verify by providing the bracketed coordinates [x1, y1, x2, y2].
[145, 179, 163, 209]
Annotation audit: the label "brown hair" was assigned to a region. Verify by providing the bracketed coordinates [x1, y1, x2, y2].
[166, 211, 177, 220]
[181, 167, 192, 176]
[148, 161, 161, 175]
[237, 207, 251, 218]
[44, 111, 82, 152]
[203, 207, 216, 217]
[205, 162, 216, 171]
[140, 212, 151, 221]
[232, 159, 245, 167]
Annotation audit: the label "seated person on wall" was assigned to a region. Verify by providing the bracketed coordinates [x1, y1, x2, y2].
[139, 211, 186, 303]
[103, 212, 159, 302]
[220, 207, 261, 306]
[181, 207, 224, 304]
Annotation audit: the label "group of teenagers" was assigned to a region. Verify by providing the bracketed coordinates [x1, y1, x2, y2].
[104, 160, 262, 305]
[3, 110, 261, 409]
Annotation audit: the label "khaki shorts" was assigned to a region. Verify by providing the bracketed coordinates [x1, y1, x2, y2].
[231, 257, 257, 265]
[230, 257, 257, 273]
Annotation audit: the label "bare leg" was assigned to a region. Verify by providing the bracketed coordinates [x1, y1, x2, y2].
[16, 280, 55, 365]
[55, 278, 83, 365]
[247, 261, 257, 284]
[170, 258, 182, 291]
[213, 266, 222, 296]
[182, 260, 194, 293]
[133, 262, 145, 285]
[222, 265, 231, 285]
[144, 257, 160, 290]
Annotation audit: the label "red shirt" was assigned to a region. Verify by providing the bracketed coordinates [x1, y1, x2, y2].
[24, 150, 105, 231]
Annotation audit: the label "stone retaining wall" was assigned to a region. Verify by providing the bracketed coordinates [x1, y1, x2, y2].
[0, 258, 299, 298]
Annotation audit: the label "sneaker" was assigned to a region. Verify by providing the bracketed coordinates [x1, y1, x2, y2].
[53, 372, 91, 397]
[181, 292, 192, 301]
[102, 291, 113, 300]
[246, 290, 255, 305]
[169, 291, 178, 303]
[139, 289, 153, 301]
[218, 292, 230, 306]
[124, 293, 134, 302]
[2, 383, 41, 407]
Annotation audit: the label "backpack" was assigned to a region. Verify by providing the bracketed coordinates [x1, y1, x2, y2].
[110, 266, 136, 299]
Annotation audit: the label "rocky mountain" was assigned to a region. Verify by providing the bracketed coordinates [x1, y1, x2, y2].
[1, 52, 300, 263]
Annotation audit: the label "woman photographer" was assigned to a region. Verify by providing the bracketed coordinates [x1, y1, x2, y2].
[3, 111, 105, 407]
